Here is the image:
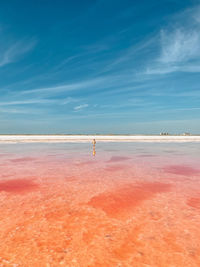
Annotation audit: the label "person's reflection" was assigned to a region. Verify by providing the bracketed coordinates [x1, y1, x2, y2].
[92, 139, 96, 156]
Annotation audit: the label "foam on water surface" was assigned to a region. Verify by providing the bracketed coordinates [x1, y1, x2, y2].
[0, 142, 200, 266]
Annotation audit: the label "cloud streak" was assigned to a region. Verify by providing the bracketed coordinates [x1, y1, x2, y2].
[20, 76, 106, 96]
[0, 99, 53, 106]
[159, 29, 200, 64]
[0, 39, 37, 67]
[144, 6, 200, 75]
[74, 104, 89, 111]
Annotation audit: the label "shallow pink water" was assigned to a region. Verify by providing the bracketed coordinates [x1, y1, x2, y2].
[0, 142, 200, 266]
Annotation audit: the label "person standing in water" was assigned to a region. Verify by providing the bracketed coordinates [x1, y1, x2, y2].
[92, 139, 96, 156]
[92, 139, 96, 146]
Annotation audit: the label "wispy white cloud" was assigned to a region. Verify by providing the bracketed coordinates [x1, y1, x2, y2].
[101, 36, 156, 73]
[0, 99, 53, 106]
[61, 97, 80, 105]
[145, 65, 178, 75]
[100, 98, 154, 109]
[0, 98, 54, 115]
[0, 39, 37, 67]
[193, 6, 200, 24]
[18, 73, 141, 98]
[159, 29, 200, 64]
[53, 55, 80, 71]
[20, 76, 106, 96]
[74, 104, 89, 111]
[0, 106, 42, 114]
[144, 5, 200, 75]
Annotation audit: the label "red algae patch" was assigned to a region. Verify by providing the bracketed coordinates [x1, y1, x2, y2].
[163, 165, 200, 176]
[88, 182, 171, 218]
[104, 164, 128, 171]
[107, 156, 131, 162]
[187, 197, 200, 209]
[75, 160, 96, 166]
[10, 157, 36, 163]
[0, 178, 39, 194]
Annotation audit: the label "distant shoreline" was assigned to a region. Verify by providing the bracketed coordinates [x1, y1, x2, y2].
[0, 135, 200, 143]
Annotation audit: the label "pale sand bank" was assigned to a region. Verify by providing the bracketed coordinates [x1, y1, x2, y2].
[0, 135, 200, 143]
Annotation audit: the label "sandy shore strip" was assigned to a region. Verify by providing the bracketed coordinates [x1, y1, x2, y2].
[0, 135, 200, 143]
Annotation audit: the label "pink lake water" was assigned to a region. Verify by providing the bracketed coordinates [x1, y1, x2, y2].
[0, 142, 200, 266]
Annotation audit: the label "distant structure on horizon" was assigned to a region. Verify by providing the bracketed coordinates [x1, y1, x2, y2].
[182, 132, 191, 136]
[160, 132, 191, 136]
[160, 132, 170, 136]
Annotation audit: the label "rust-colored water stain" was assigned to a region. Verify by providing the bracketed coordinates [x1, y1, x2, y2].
[187, 197, 200, 209]
[163, 165, 200, 176]
[75, 160, 96, 166]
[88, 182, 171, 218]
[104, 164, 127, 172]
[107, 156, 131, 162]
[10, 157, 36, 163]
[0, 178, 39, 193]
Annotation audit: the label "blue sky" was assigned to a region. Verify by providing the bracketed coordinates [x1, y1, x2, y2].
[0, 0, 200, 134]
